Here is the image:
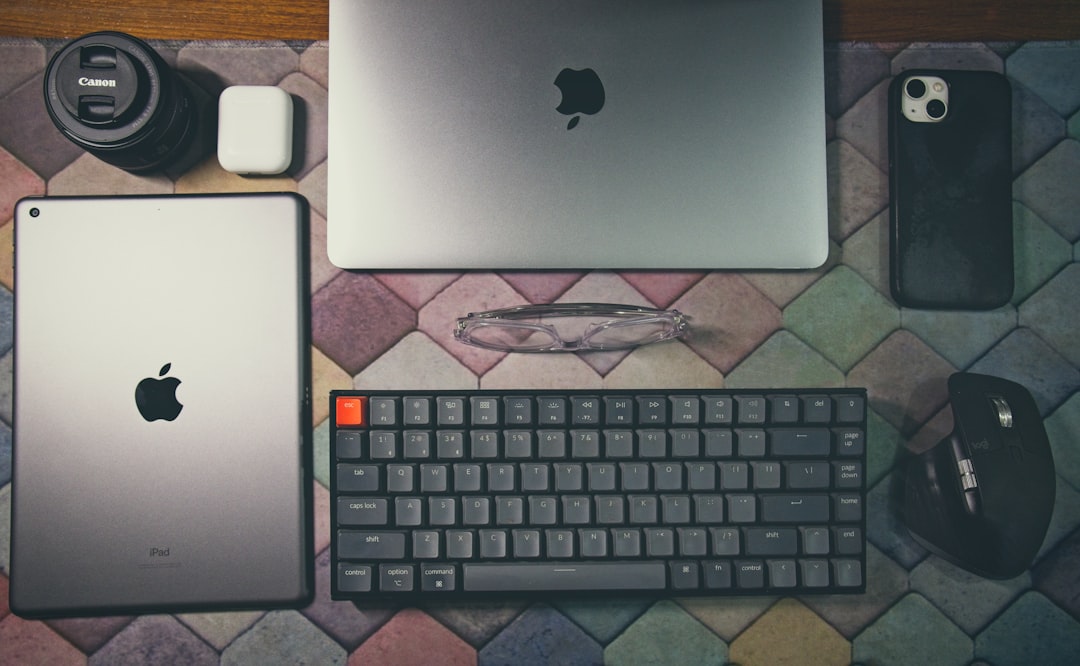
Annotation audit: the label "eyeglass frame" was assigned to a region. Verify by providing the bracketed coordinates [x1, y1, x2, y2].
[453, 303, 690, 352]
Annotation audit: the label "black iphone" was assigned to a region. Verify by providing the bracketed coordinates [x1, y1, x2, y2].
[888, 69, 1013, 310]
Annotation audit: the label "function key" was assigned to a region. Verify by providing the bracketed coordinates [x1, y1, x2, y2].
[637, 396, 667, 424]
[471, 397, 500, 425]
[403, 396, 432, 425]
[571, 397, 601, 425]
[438, 397, 466, 425]
[802, 396, 832, 424]
[769, 395, 799, 424]
[702, 396, 733, 424]
[504, 397, 534, 424]
[735, 395, 766, 425]
[836, 395, 866, 423]
[369, 397, 399, 426]
[538, 397, 568, 425]
[670, 396, 701, 424]
[604, 397, 634, 424]
[336, 395, 367, 427]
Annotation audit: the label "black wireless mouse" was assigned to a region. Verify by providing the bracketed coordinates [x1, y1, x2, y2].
[904, 372, 1056, 579]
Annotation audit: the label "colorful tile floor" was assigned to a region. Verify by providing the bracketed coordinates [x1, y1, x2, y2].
[2, 37, 1080, 665]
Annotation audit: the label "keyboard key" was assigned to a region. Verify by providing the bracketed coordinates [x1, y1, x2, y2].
[745, 527, 798, 556]
[768, 560, 798, 588]
[338, 497, 388, 526]
[464, 562, 666, 592]
[735, 396, 766, 424]
[370, 398, 399, 425]
[421, 564, 457, 591]
[337, 431, 365, 459]
[338, 563, 373, 592]
[336, 396, 366, 426]
[338, 530, 406, 559]
[735, 560, 765, 588]
[835, 396, 865, 423]
[380, 564, 414, 591]
[771, 429, 831, 456]
[761, 495, 830, 523]
[670, 561, 700, 589]
[513, 530, 542, 558]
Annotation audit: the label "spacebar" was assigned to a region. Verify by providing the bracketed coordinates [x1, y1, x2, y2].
[464, 562, 667, 592]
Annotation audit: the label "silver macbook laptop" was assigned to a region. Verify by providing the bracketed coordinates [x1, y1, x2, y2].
[10, 193, 312, 618]
[328, 0, 828, 269]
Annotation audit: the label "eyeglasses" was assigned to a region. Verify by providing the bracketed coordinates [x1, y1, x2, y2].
[454, 303, 689, 352]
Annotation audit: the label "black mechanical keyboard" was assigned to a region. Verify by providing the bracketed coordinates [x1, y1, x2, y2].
[330, 388, 867, 599]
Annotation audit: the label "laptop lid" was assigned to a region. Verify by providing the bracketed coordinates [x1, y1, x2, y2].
[328, 0, 828, 270]
[10, 193, 312, 618]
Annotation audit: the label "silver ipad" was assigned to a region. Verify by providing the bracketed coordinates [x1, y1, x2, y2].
[10, 193, 312, 617]
[328, 0, 829, 269]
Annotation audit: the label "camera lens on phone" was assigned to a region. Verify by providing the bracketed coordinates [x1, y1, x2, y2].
[926, 99, 947, 119]
[43, 31, 206, 173]
[905, 78, 927, 99]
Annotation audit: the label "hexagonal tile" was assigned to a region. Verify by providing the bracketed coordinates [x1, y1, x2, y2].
[416, 272, 523, 376]
[676, 595, 773, 642]
[618, 271, 705, 308]
[1006, 43, 1080, 117]
[900, 306, 1017, 370]
[605, 600, 727, 666]
[852, 593, 973, 666]
[1014, 139, 1080, 241]
[300, 42, 329, 89]
[176, 610, 263, 651]
[0, 613, 87, 664]
[552, 597, 651, 643]
[827, 140, 888, 242]
[480, 352, 602, 390]
[176, 41, 300, 90]
[975, 591, 1080, 665]
[279, 72, 327, 179]
[479, 604, 601, 666]
[43, 614, 132, 654]
[841, 210, 890, 301]
[47, 153, 173, 196]
[824, 43, 891, 119]
[867, 408, 905, 487]
[374, 272, 462, 310]
[349, 608, 474, 666]
[740, 246, 840, 309]
[353, 332, 477, 391]
[221, 610, 345, 665]
[674, 273, 781, 374]
[0, 40, 45, 97]
[910, 555, 1030, 634]
[785, 266, 899, 372]
[497, 271, 585, 304]
[1013, 202, 1073, 304]
[94, 615, 218, 664]
[0, 74, 82, 179]
[1045, 392, 1080, 492]
[835, 78, 889, 174]
[866, 471, 927, 569]
[891, 43, 1004, 74]
[1019, 263, 1080, 367]
[1011, 79, 1068, 175]
[969, 326, 1080, 415]
[848, 330, 954, 434]
[602, 340, 723, 389]
[725, 330, 844, 389]
[802, 543, 910, 639]
[729, 598, 850, 666]
[1033, 526, 1080, 622]
[312, 272, 416, 375]
[423, 599, 527, 648]
[1, 146, 44, 225]
[301, 549, 395, 650]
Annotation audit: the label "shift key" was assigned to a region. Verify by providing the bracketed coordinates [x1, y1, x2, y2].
[338, 530, 406, 559]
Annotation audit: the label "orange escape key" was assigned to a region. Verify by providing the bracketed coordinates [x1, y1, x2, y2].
[336, 396, 367, 427]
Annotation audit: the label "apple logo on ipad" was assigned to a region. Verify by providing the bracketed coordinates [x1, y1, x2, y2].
[554, 67, 605, 130]
[135, 363, 184, 422]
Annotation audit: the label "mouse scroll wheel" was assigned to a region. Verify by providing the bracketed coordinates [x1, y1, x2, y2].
[957, 458, 978, 490]
[989, 396, 1013, 428]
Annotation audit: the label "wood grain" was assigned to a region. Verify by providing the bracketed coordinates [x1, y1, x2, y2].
[1, 0, 1078, 42]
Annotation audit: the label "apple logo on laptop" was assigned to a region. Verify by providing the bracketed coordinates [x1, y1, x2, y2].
[135, 363, 184, 422]
[554, 67, 605, 130]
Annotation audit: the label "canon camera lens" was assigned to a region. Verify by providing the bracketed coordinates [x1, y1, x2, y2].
[44, 31, 203, 173]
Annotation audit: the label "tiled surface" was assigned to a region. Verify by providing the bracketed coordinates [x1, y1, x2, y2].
[2, 37, 1080, 664]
